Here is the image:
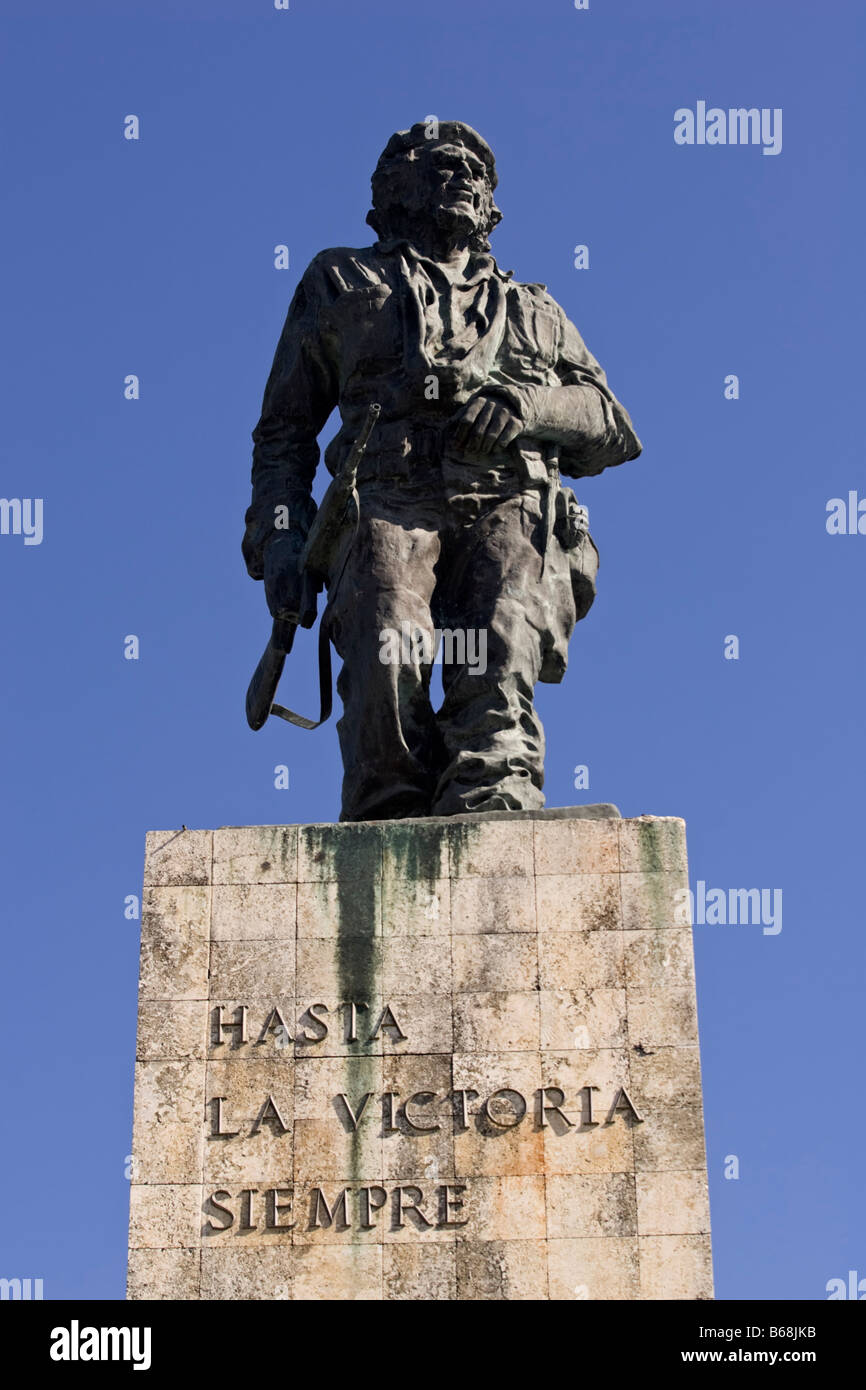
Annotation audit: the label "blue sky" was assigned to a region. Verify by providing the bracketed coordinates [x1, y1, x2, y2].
[1, 0, 863, 1300]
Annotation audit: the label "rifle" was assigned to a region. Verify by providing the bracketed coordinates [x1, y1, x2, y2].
[245, 403, 381, 731]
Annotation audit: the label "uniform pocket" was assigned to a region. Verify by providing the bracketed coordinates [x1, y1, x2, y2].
[321, 285, 401, 359]
[502, 293, 561, 371]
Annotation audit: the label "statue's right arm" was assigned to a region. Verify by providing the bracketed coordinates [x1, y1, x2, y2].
[242, 259, 339, 585]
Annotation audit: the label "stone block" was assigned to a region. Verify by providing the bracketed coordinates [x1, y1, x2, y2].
[452, 1052, 543, 1179]
[636, 1170, 711, 1237]
[619, 817, 687, 875]
[538, 930, 624, 991]
[144, 830, 212, 888]
[136, 1000, 208, 1061]
[453, 990, 540, 1053]
[450, 874, 537, 933]
[297, 878, 382, 937]
[211, 883, 297, 941]
[621, 870, 689, 931]
[128, 1183, 201, 1249]
[639, 1234, 714, 1300]
[384, 1244, 457, 1300]
[452, 934, 538, 993]
[200, 1247, 293, 1300]
[449, 818, 534, 878]
[213, 826, 297, 884]
[139, 887, 210, 1001]
[547, 1236, 640, 1300]
[546, 1173, 637, 1239]
[382, 1053, 455, 1181]
[380, 875, 450, 937]
[204, 1059, 294, 1185]
[127, 1248, 200, 1300]
[534, 818, 619, 876]
[456, 1239, 548, 1300]
[536, 872, 622, 931]
[132, 1060, 205, 1183]
[539, 988, 628, 1051]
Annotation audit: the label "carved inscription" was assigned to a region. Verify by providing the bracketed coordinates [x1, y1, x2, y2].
[201, 1000, 646, 1237]
[210, 1001, 407, 1047]
[203, 1184, 469, 1236]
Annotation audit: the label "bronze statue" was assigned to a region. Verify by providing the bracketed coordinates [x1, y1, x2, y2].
[244, 121, 641, 822]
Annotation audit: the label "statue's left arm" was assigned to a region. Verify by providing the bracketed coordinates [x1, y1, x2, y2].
[493, 306, 642, 478]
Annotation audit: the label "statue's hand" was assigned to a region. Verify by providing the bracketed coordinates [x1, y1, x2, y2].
[263, 531, 308, 623]
[448, 394, 524, 456]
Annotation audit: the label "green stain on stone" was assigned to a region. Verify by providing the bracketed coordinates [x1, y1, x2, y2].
[636, 819, 665, 874]
[301, 823, 383, 1187]
[381, 818, 447, 890]
[448, 819, 480, 880]
[633, 820, 685, 928]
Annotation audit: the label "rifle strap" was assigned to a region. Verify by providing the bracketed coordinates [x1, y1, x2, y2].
[270, 616, 333, 730]
[267, 482, 360, 731]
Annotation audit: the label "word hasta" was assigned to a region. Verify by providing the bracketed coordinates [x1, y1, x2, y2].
[211, 1001, 407, 1048]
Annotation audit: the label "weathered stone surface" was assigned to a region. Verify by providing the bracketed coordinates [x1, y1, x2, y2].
[449, 819, 534, 879]
[128, 1183, 200, 1249]
[539, 987, 628, 1051]
[450, 874, 537, 933]
[212, 883, 297, 942]
[384, 1244, 456, 1300]
[383, 1053, 455, 1181]
[144, 830, 212, 888]
[200, 1247, 292, 1300]
[452, 1052, 543, 1179]
[535, 818, 619, 876]
[453, 990, 540, 1053]
[638, 1234, 714, 1300]
[132, 1061, 205, 1183]
[629, 1045, 703, 1108]
[456, 1239, 548, 1300]
[127, 1248, 200, 1300]
[636, 1170, 711, 1236]
[292, 1245, 383, 1301]
[536, 872, 622, 931]
[452, 934, 538, 993]
[209, 940, 296, 1001]
[136, 1000, 208, 1061]
[213, 826, 297, 884]
[547, 1235, 640, 1300]
[619, 817, 687, 875]
[546, 1173, 637, 1238]
[129, 812, 712, 1299]
[298, 878, 382, 937]
[538, 930, 624, 990]
[204, 1059, 294, 1184]
[138, 887, 210, 1001]
[621, 870, 689, 931]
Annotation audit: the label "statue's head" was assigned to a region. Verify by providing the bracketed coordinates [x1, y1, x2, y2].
[367, 120, 502, 253]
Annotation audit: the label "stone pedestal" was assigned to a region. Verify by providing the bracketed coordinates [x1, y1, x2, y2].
[127, 808, 713, 1301]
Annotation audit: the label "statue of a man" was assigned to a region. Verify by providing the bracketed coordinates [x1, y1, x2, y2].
[243, 121, 641, 822]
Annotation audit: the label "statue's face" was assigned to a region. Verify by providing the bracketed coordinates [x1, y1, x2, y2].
[425, 141, 490, 236]
[370, 131, 498, 250]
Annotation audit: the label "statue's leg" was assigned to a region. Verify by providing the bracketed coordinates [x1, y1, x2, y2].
[327, 487, 442, 822]
[431, 490, 553, 816]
